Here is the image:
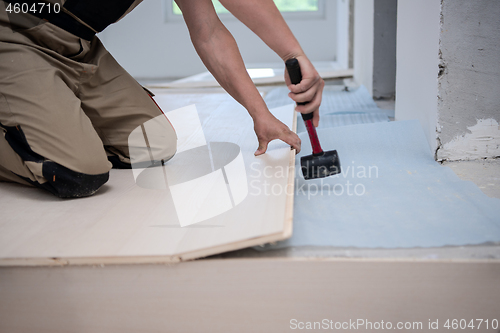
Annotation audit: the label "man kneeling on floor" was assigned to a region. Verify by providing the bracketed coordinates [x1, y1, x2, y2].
[0, 0, 324, 198]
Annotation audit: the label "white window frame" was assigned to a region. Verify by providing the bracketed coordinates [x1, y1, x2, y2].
[164, 0, 326, 22]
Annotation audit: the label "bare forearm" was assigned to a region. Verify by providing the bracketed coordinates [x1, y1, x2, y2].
[191, 22, 267, 120]
[190, 25, 300, 154]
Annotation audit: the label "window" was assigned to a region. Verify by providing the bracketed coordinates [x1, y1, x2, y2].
[168, 0, 324, 20]
[172, 0, 229, 15]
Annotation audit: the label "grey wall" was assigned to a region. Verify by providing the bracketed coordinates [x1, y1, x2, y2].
[372, 0, 397, 99]
[436, 0, 500, 160]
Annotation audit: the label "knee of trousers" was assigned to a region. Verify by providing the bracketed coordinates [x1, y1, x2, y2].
[128, 115, 178, 167]
[39, 161, 110, 198]
[20, 157, 110, 199]
[2, 123, 110, 198]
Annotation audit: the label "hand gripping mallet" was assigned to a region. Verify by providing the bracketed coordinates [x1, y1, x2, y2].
[285, 58, 341, 180]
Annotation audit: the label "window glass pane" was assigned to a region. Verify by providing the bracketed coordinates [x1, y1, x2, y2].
[173, 0, 319, 15]
[274, 0, 319, 12]
[173, 1, 229, 15]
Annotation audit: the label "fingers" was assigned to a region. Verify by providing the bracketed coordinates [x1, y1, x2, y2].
[279, 130, 301, 154]
[287, 74, 321, 95]
[291, 76, 324, 114]
[288, 83, 317, 103]
[312, 109, 320, 128]
[288, 77, 324, 116]
[254, 140, 269, 156]
[285, 56, 325, 117]
[286, 57, 321, 93]
[255, 129, 301, 156]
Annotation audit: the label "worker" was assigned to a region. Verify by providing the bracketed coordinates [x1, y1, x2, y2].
[0, 0, 324, 198]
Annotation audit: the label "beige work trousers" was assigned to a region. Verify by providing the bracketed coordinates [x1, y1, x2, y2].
[0, 7, 177, 197]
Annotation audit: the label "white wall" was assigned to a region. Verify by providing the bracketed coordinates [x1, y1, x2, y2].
[336, 0, 350, 70]
[395, 0, 441, 153]
[353, 0, 374, 95]
[98, 0, 342, 80]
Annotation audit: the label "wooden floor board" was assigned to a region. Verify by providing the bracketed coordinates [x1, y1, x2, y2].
[0, 92, 296, 266]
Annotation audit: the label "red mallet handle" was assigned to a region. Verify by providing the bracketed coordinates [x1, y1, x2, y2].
[285, 58, 324, 156]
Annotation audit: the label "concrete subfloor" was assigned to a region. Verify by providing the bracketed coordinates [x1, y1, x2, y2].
[442, 159, 500, 199]
[212, 244, 500, 260]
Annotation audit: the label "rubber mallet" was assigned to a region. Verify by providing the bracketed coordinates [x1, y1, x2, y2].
[285, 58, 341, 180]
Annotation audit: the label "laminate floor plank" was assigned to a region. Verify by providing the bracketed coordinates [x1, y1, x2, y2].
[0, 92, 296, 265]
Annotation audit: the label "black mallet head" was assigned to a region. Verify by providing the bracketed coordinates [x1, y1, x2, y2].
[300, 150, 341, 180]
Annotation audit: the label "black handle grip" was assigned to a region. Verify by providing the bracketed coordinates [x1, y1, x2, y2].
[285, 58, 302, 85]
[285, 58, 312, 121]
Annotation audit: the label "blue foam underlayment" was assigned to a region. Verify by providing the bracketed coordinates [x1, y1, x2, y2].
[270, 120, 500, 249]
[264, 85, 391, 133]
